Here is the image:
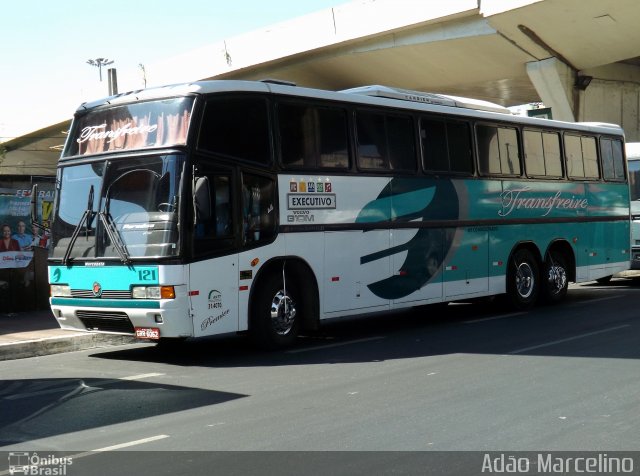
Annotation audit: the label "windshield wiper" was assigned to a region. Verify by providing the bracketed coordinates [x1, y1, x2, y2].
[63, 185, 95, 265]
[98, 196, 131, 265]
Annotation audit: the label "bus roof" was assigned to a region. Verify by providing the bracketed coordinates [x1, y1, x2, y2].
[76, 79, 624, 137]
[338, 85, 512, 114]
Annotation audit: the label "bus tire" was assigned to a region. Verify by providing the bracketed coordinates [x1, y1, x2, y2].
[251, 271, 301, 350]
[541, 252, 568, 304]
[506, 248, 539, 310]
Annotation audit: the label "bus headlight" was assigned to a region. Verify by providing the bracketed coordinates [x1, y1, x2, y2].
[132, 286, 176, 299]
[50, 284, 72, 297]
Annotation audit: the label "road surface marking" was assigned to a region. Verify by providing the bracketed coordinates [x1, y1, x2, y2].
[566, 295, 622, 306]
[70, 435, 171, 459]
[463, 312, 526, 324]
[286, 336, 385, 354]
[121, 373, 165, 380]
[508, 324, 630, 355]
[91, 434, 170, 452]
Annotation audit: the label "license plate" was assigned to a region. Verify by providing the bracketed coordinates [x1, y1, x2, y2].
[135, 327, 160, 340]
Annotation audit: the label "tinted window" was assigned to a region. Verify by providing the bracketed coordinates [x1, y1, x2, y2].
[601, 138, 625, 181]
[477, 125, 521, 175]
[278, 103, 349, 169]
[565, 134, 599, 179]
[198, 97, 271, 165]
[582, 136, 599, 178]
[565, 134, 584, 178]
[421, 119, 473, 174]
[356, 111, 416, 171]
[192, 162, 235, 256]
[242, 173, 276, 246]
[524, 130, 562, 177]
[543, 132, 563, 177]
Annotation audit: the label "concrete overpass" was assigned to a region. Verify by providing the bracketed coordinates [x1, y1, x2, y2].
[152, 0, 640, 140]
[4, 0, 640, 175]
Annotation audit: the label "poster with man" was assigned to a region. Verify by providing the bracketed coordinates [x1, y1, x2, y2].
[0, 186, 53, 269]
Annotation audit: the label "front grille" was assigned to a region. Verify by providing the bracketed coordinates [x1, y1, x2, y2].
[71, 289, 132, 299]
[76, 310, 135, 334]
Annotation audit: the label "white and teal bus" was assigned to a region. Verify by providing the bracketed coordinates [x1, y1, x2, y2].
[46, 80, 630, 348]
[627, 143, 640, 270]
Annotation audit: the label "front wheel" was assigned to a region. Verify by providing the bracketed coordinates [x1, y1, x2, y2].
[541, 252, 568, 303]
[506, 248, 539, 310]
[251, 271, 301, 349]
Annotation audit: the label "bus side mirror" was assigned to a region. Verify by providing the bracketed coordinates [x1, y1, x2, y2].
[193, 176, 211, 222]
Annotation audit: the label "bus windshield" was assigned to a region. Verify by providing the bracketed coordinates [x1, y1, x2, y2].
[51, 154, 185, 261]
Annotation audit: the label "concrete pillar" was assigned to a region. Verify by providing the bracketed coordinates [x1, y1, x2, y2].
[526, 57, 575, 122]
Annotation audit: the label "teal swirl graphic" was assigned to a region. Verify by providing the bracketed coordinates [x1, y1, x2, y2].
[357, 178, 459, 299]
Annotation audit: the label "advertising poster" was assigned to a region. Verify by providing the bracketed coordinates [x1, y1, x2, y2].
[0, 186, 53, 269]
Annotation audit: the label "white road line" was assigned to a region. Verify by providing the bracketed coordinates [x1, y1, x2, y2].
[91, 434, 170, 452]
[120, 373, 165, 380]
[463, 312, 526, 324]
[566, 295, 623, 306]
[508, 324, 631, 355]
[463, 295, 623, 324]
[70, 435, 171, 460]
[286, 336, 385, 354]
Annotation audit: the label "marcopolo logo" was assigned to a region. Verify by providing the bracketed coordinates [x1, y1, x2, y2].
[8, 452, 73, 475]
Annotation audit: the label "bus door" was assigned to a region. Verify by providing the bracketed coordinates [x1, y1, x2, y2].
[237, 171, 279, 326]
[189, 164, 239, 338]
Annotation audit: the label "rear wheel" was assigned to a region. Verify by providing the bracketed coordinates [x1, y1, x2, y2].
[251, 270, 301, 349]
[506, 248, 539, 309]
[541, 252, 568, 303]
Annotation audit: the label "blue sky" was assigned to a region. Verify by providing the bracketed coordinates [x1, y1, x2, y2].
[0, 0, 341, 141]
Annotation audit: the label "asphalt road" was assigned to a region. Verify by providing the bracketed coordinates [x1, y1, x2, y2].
[1, 280, 639, 474]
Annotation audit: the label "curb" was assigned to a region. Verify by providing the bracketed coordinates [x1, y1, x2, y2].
[0, 333, 139, 361]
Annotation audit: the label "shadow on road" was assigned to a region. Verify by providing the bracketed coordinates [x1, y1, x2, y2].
[92, 279, 640, 368]
[0, 377, 245, 446]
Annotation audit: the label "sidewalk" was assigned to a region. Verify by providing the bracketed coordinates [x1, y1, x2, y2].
[0, 309, 138, 361]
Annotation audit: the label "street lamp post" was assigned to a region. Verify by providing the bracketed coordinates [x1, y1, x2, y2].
[86, 58, 114, 82]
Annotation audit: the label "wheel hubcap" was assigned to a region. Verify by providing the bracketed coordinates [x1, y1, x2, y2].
[516, 262, 535, 299]
[547, 264, 567, 295]
[270, 290, 297, 336]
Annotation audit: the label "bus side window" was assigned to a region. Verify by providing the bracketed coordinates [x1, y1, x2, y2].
[194, 174, 234, 255]
[477, 124, 521, 176]
[356, 111, 415, 171]
[601, 138, 625, 181]
[242, 173, 276, 245]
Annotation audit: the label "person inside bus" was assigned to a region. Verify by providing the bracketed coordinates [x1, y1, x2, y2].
[1, 224, 21, 252]
[11, 221, 32, 250]
[214, 183, 231, 237]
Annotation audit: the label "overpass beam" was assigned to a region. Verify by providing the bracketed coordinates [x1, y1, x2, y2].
[526, 57, 575, 122]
